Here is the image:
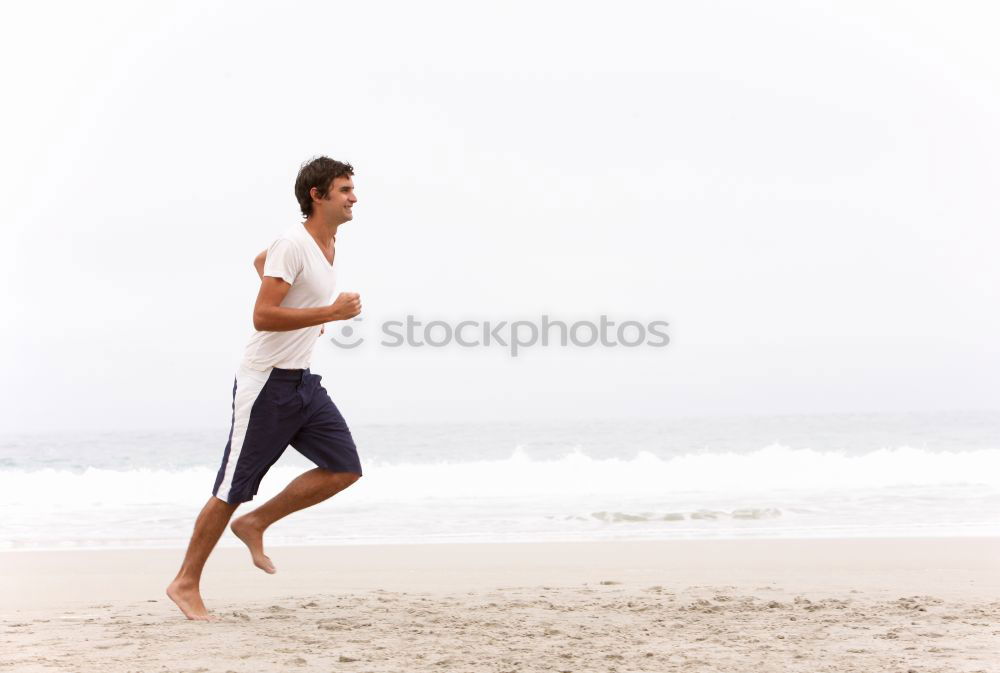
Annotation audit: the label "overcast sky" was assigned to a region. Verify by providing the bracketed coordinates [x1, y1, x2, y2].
[2, 1, 998, 433]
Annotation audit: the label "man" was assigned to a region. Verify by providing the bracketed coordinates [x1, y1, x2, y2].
[167, 156, 363, 621]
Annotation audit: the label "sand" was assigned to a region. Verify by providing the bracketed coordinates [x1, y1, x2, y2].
[2, 537, 998, 672]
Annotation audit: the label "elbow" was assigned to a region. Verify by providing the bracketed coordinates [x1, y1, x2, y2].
[252, 309, 269, 332]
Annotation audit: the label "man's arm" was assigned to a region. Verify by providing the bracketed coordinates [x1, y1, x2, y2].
[253, 278, 361, 332]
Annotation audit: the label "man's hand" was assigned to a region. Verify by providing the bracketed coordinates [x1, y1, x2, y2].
[330, 292, 362, 321]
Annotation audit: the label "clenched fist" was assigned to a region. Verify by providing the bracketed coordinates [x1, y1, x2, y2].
[330, 292, 362, 321]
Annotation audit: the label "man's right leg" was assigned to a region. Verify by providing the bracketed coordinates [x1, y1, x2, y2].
[166, 496, 239, 620]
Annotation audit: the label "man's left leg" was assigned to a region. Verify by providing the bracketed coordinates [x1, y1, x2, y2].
[167, 495, 240, 620]
[230, 468, 360, 573]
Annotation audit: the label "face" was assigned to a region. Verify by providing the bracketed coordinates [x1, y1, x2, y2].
[313, 176, 357, 223]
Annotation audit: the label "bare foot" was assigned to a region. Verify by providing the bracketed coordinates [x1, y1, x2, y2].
[166, 579, 218, 621]
[230, 515, 276, 573]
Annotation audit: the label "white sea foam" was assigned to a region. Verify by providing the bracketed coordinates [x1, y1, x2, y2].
[2, 445, 997, 508]
[3, 445, 998, 549]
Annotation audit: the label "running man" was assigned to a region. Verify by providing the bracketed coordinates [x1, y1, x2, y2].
[167, 156, 363, 620]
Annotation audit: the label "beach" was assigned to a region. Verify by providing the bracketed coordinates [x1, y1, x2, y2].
[2, 537, 998, 672]
[7, 0, 1000, 668]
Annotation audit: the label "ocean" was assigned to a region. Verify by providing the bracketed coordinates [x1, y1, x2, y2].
[2, 411, 998, 551]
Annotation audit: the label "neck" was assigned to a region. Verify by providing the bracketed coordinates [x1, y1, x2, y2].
[303, 215, 339, 243]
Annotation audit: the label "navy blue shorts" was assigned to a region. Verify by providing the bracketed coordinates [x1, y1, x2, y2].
[212, 365, 362, 504]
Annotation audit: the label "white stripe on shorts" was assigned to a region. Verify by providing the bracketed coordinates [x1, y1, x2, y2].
[215, 363, 273, 502]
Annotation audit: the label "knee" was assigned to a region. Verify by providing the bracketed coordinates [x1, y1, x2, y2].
[329, 470, 361, 487]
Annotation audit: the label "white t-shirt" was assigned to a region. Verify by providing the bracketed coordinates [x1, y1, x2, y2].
[242, 223, 337, 370]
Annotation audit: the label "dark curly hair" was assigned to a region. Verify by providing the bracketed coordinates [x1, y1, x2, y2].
[294, 156, 354, 217]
